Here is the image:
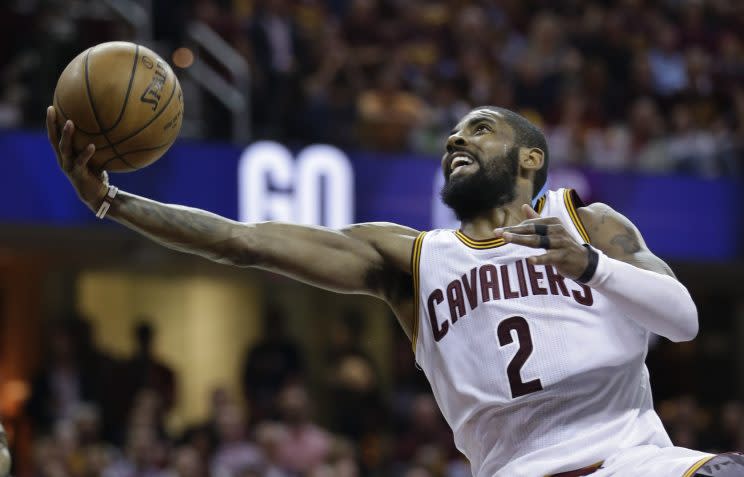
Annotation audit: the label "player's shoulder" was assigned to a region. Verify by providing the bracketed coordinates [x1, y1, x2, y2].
[576, 201, 615, 221]
[342, 222, 420, 238]
[575, 202, 631, 229]
[540, 186, 615, 226]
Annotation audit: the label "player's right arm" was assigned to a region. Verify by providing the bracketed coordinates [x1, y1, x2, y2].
[46, 108, 419, 334]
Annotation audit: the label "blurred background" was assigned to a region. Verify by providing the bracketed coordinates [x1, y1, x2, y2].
[0, 0, 743, 476]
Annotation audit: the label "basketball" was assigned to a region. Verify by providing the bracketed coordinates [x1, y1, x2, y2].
[53, 41, 184, 172]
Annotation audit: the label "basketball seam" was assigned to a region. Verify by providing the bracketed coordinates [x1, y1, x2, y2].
[84, 46, 138, 171]
[93, 75, 179, 152]
[55, 93, 99, 136]
[105, 44, 140, 132]
[96, 141, 172, 171]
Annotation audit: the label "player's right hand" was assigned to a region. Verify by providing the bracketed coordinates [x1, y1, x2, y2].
[46, 106, 109, 210]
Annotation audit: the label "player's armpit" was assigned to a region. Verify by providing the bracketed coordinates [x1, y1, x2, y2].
[577, 202, 676, 279]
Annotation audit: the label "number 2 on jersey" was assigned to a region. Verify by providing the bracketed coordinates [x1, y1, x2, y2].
[497, 316, 544, 398]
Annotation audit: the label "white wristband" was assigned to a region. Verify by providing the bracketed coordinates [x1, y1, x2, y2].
[95, 185, 118, 219]
[579, 247, 698, 342]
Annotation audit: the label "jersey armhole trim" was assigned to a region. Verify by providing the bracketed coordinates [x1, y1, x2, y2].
[564, 188, 591, 244]
[535, 195, 546, 214]
[410, 231, 427, 353]
[682, 455, 716, 477]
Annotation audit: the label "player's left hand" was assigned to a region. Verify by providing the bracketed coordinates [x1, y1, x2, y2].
[493, 204, 590, 280]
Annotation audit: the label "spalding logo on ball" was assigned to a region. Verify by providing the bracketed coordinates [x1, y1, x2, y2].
[53, 41, 184, 172]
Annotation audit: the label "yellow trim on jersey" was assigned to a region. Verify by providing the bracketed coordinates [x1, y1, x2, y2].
[455, 230, 507, 249]
[681, 455, 715, 477]
[535, 195, 546, 214]
[544, 461, 603, 477]
[563, 188, 591, 244]
[410, 231, 427, 353]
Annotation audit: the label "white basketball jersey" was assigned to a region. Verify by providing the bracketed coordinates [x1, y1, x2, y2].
[412, 188, 673, 477]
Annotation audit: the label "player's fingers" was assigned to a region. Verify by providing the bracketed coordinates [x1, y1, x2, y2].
[46, 107, 63, 166]
[503, 233, 569, 249]
[502, 232, 541, 248]
[527, 251, 561, 266]
[494, 224, 533, 237]
[74, 144, 96, 169]
[494, 222, 560, 238]
[58, 120, 75, 170]
[494, 216, 561, 236]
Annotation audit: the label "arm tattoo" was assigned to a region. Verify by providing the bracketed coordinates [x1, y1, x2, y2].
[109, 192, 255, 265]
[583, 204, 676, 278]
[610, 226, 641, 255]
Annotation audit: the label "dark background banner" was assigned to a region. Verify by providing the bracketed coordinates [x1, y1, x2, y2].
[2, 131, 740, 260]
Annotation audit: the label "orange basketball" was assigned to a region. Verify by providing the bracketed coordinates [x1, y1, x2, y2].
[53, 41, 184, 172]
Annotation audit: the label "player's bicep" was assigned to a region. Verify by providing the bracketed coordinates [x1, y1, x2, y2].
[579, 203, 676, 278]
[237, 221, 417, 297]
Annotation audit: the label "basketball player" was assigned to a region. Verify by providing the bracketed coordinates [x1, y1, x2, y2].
[46, 105, 744, 477]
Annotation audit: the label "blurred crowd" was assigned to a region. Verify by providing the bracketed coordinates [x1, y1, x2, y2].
[11, 305, 742, 477]
[1, 0, 744, 177]
[18, 309, 464, 477]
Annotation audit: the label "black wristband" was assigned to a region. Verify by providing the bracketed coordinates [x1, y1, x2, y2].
[576, 244, 599, 283]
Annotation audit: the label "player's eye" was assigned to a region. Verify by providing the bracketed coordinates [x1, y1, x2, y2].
[474, 124, 491, 134]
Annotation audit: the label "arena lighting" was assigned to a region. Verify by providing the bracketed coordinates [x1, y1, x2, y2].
[238, 141, 354, 227]
[172, 47, 194, 68]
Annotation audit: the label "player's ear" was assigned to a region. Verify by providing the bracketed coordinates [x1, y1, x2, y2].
[520, 147, 544, 172]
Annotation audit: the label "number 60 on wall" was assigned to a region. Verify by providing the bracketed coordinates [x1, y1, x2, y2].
[238, 141, 354, 228]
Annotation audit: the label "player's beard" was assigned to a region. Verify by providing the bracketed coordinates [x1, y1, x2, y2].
[440, 147, 520, 222]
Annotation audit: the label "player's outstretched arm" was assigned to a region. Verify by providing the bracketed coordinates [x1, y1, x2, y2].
[494, 203, 698, 342]
[46, 108, 418, 307]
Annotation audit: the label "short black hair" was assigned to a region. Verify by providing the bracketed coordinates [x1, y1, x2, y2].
[475, 106, 549, 198]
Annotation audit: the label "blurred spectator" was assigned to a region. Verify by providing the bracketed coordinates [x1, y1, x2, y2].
[411, 78, 470, 155]
[357, 64, 427, 151]
[241, 305, 304, 424]
[648, 24, 688, 97]
[717, 401, 744, 452]
[324, 311, 386, 442]
[546, 90, 590, 168]
[666, 102, 717, 175]
[26, 318, 101, 435]
[102, 422, 168, 477]
[164, 446, 207, 477]
[298, 21, 360, 146]
[247, 0, 306, 139]
[273, 384, 331, 474]
[393, 394, 457, 472]
[179, 387, 232, 465]
[254, 422, 289, 477]
[628, 97, 670, 173]
[123, 321, 177, 417]
[210, 403, 264, 477]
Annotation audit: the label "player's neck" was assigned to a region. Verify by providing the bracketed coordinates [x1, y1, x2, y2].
[458, 190, 533, 240]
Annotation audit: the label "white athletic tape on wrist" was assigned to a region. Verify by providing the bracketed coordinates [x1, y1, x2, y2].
[95, 185, 118, 219]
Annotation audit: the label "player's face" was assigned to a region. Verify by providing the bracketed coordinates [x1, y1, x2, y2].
[440, 110, 519, 221]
